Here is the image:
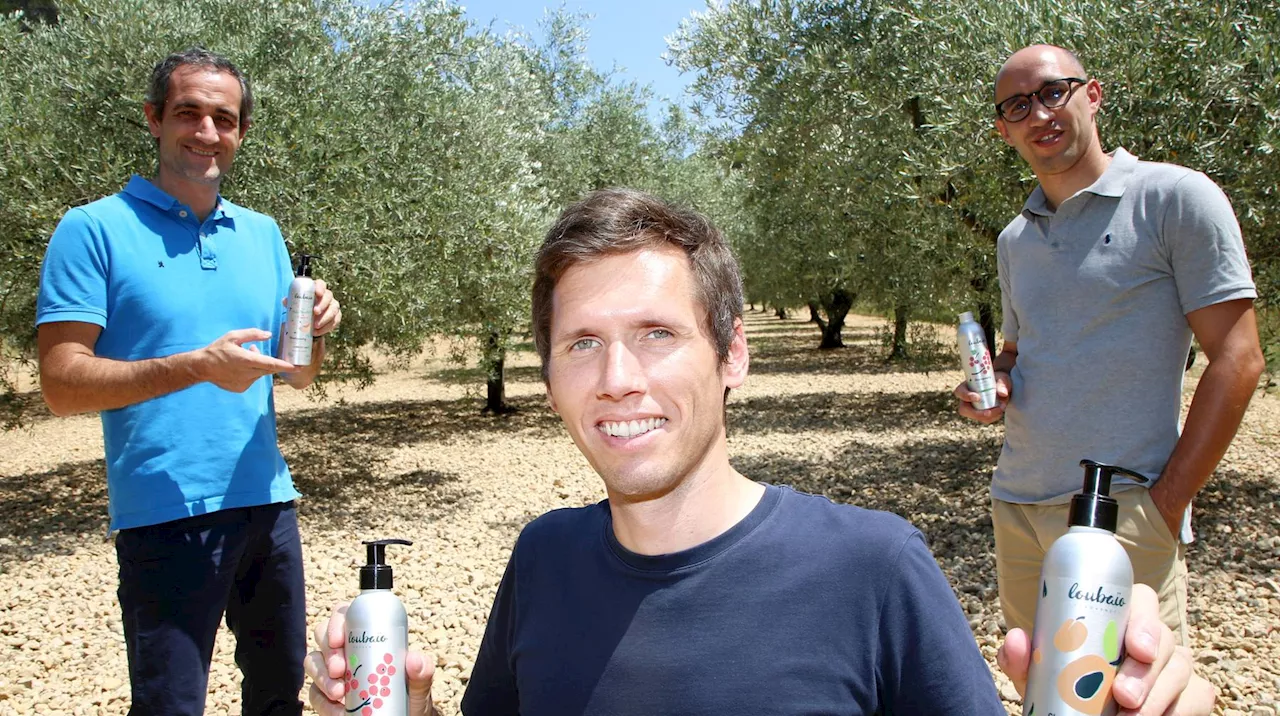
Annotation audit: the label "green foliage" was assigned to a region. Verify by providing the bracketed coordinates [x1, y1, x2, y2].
[672, 0, 1280, 368]
[1, 0, 726, 421]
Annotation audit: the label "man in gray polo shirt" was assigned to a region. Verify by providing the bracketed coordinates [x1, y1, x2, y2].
[954, 44, 1264, 643]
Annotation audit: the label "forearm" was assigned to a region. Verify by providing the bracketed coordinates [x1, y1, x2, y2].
[41, 350, 204, 416]
[281, 336, 325, 390]
[1150, 353, 1264, 515]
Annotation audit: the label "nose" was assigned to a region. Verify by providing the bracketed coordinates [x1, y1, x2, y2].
[194, 115, 218, 142]
[1026, 95, 1056, 124]
[597, 341, 646, 400]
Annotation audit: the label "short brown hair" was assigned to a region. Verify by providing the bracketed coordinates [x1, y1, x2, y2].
[532, 188, 744, 380]
[147, 47, 253, 125]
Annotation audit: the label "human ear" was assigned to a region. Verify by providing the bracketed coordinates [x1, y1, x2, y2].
[144, 103, 163, 138]
[721, 318, 749, 390]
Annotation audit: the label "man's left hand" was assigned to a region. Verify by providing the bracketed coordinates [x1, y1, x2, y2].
[311, 279, 341, 337]
[997, 583, 1215, 715]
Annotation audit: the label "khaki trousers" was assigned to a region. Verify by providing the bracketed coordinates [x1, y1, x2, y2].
[991, 487, 1189, 646]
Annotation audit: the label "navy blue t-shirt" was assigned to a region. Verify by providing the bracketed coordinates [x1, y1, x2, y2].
[461, 483, 1004, 715]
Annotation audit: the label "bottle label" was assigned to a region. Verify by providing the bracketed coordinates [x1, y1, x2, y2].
[1022, 577, 1132, 716]
[345, 629, 408, 716]
[958, 331, 998, 408]
[284, 290, 315, 365]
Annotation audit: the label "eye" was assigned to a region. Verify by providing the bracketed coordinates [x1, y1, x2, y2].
[1000, 97, 1029, 116]
[646, 328, 673, 340]
[215, 116, 236, 128]
[569, 337, 600, 352]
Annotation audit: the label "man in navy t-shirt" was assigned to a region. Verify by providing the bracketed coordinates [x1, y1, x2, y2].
[306, 189, 1213, 714]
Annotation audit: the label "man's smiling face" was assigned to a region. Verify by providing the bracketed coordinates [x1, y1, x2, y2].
[994, 47, 1103, 180]
[145, 65, 247, 192]
[544, 245, 747, 503]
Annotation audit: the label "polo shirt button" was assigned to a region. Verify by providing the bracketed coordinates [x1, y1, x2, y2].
[179, 210, 188, 218]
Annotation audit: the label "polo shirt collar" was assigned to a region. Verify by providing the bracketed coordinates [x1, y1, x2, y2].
[1088, 147, 1136, 198]
[1021, 147, 1137, 218]
[122, 175, 240, 220]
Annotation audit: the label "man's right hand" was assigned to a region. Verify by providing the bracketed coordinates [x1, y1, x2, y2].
[953, 371, 1012, 424]
[304, 604, 438, 716]
[194, 328, 297, 392]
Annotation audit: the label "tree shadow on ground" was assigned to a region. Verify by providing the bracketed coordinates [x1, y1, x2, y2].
[1186, 467, 1280, 583]
[735, 434, 1280, 608]
[279, 393, 563, 530]
[0, 394, 564, 567]
[735, 434, 999, 565]
[738, 318, 855, 338]
[746, 329, 953, 376]
[277, 393, 560, 458]
[0, 459, 110, 568]
[1, 389, 57, 428]
[730, 389, 962, 435]
[426, 363, 544, 386]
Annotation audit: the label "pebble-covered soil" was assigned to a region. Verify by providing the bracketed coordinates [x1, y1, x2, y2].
[0, 312, 1276, 715]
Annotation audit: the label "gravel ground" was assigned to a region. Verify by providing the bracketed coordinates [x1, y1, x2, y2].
[0, 311, 1276, 715]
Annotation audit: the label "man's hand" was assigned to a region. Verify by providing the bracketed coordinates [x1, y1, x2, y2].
[194, 328, 297, 392]
[953, 371, 1012, 424]
[997, 584, 1216, 715]
[311, 279, 341, 337]
[304, 604, 438, 716]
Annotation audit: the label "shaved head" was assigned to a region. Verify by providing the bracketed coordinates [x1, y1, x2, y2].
[995, 45, 1087, 99]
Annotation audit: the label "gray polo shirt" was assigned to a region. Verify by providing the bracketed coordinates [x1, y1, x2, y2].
[993, 148, 1256, 505]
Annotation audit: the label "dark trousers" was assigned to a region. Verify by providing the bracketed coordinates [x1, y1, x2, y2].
[115, 502, 306, 716]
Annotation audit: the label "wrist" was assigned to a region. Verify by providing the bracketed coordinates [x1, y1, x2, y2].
[1148, 480, 1184, 517]
[176, 347, 209, 384]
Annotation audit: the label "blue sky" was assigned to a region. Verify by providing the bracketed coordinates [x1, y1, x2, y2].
[458, 0, 708, 119]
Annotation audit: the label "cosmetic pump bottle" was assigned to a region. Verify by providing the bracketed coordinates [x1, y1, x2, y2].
[1022, 460, 1150, 716]
[957, 311, 998, 410]
[284, 254, 316, 366]
[345, 539, 412, 716]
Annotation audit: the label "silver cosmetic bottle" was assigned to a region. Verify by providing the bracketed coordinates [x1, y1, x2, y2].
[284, 254, 316, 366]
[345, 539, 412, 716]
[1022, 460, 1150, 716]
[957, 311, 998, 410]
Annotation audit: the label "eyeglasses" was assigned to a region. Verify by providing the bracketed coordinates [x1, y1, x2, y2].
[995, 78, 1087, 122]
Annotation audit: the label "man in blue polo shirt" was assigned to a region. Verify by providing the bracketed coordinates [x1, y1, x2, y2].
[36, 48, 341, 715]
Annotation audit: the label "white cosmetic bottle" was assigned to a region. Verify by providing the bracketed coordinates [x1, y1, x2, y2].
[345, 539, 412, 716]
[284, 254, 316, 366]
[957, 311, 998, 410]
[1022, 460, 1150, 716]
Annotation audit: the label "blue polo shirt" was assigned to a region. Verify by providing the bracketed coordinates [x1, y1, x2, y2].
[36, 176, 300, 530]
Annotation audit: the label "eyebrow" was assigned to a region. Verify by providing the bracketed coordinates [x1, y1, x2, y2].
[170, 101, 239, 121]
[551, 314, 693, 343]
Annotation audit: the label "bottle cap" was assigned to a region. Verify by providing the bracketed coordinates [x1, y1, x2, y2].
[959, 311, 974, 323]
[1070, 460, 1150, 532]
[297, 254, 315, 278]
[360, 539, 412, 590]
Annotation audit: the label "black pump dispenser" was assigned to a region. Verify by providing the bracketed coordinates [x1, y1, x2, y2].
[360, 538, 412, 590]
[1070, 459, 1150, 532]
[296, 254, 314, 277]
